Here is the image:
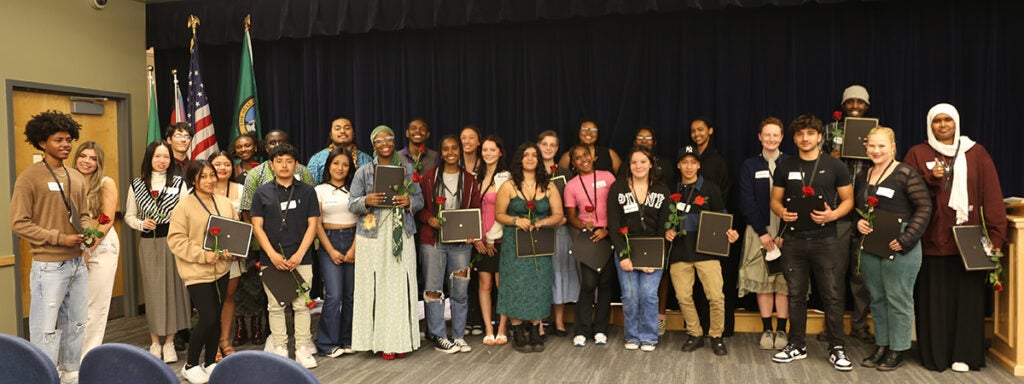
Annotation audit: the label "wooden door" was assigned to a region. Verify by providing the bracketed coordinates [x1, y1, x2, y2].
[12, 90, 124, 318]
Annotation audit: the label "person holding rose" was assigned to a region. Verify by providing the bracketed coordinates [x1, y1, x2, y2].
[903, 103, 1007, 372]
[167, 160, 237, 383]
[606, 146, 671, 352]
[476, 135, 511, 345]
[494, 142, 565, 353]
[667, 145, 739, 356]
[125, 140, 191, 363]
[416, 135, 483, 354]
[853, 127, 932, 371]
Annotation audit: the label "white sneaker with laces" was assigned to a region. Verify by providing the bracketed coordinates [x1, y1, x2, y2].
[772, 344, 807, 363]
[181, 364, 210, 384]
[640, 344, 656, 352]
[273, 345, 289, 358]
[594, 333, 608, 345]
[149, 343, 162, 359]
[59, 370, 78, 384]
[624, 341, 640, 350]
[453, 338, 472, 353]
[658, 319, 666, 336]
[162, 342, 178, 363]
[573, 335, 587, 347]
[295, 349, 318, 369]
[829, 346, 853, 371]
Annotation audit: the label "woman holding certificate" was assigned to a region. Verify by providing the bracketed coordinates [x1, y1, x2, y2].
[607, 146, 671, 352]
[167, 160, 236, 383]
[416, 135, 483, 354]
[853, 127, 932, 371]
[904, 104, 1006, 372]
[349, 125, 424, 360]
[477, 135, 511, 345]
[495, 142, 564, 353]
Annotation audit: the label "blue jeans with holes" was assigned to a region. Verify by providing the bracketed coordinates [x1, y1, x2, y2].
[615, 260, 663, 345]
[30, 257, 88, 372]
[316, 228, 356, 353]
[419, 243, 473, 340]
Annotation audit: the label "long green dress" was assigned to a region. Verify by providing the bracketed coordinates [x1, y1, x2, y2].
[497, 196, 553, 320]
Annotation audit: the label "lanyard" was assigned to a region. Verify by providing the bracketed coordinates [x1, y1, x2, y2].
[193, 194, 222, 217]
[863, 160, 895, 204]
[43, 162, 73, 218]
[578, 170, 599, 210]
[799, 150, 823, 191]
[932, 140, 960, 191]
[277, 183, 297, 232]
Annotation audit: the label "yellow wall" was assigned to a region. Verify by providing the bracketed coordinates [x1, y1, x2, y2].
[0, 0, 147, 335]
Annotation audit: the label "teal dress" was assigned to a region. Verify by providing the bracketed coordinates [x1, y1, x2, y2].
[497, 196, 553, 320]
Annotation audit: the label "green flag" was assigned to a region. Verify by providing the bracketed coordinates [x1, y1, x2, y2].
[233, 15, 261, 142]
[147, 67, 161, 144]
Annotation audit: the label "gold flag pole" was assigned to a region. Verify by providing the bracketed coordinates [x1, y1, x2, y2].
[187, 14, 200, 52]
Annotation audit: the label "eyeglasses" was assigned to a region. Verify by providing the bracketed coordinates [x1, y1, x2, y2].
[173, 134, 192, 141]
[373, 136, 395, 145]
[635, 136, 653, 141]
[580, 127, 598, 133]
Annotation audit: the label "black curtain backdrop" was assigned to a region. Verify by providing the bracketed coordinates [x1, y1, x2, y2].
[150, 0, 1024, 198]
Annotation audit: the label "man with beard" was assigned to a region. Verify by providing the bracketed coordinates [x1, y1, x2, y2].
[398, 118, 440, 173]
[308, 117, 372, 184]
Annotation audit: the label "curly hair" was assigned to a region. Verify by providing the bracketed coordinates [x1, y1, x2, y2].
[24, 110, 81, 150]
[789, 114, 823, 135]
[509, 142, 549, 194]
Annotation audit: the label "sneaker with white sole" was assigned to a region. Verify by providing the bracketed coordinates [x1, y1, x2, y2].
[759, 331, 774, 350]
[203, 363, 217, 375]
[594, 333, 607, 345]
[431, 336, 459, 354]
[772, 344, 807, 363]
[272, 345, 289, 358]
[325, 346, 346, 358]
[624, 341, 640, 350]
[640, 344, 656, 352]
[658, 319, 666, 336]
[296, 349, 318, 369]
[162, 342, 178, 363]
[149, 343, 162, 359]
[829, 346, 853, 371]
[181, 364, 210, 384]
[573, 335, 587, 347]
[951, 362, 969, 372]
[453, 338, 472, 353]
[773, 330, 788, 350]
[59, 370, 78, 384]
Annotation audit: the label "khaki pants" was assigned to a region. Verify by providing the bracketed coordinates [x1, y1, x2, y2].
[669, 260, 725, 338]
[263, 264, 313, 350]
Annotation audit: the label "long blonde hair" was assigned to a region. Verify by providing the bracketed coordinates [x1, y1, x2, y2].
[73, 141, 106, 218]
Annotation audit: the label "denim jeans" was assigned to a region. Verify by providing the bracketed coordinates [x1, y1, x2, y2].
[615, 260, 663, 345]
[780, 236, 846, 348]
[316, 228, 356, 353]
[861, 240, 922, 351]
[419, 243, 473, 339]
[30, 257, 88, 372]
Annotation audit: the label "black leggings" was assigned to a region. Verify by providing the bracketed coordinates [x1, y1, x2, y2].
[186, 275, 228, 366]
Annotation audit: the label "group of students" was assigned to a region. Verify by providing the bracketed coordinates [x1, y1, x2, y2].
[10, 83, 1005, 383]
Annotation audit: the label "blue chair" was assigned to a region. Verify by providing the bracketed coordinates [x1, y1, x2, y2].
[79, 343, 178, 384]
[0, 333, 59, 384]
[209, 350, 319, 384]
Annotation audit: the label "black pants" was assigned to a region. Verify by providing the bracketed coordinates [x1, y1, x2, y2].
[574, 257, 615, 337]
[780, 236, 846, 348]
[838, 220, 871, 332]
[186, 275, 228, 366]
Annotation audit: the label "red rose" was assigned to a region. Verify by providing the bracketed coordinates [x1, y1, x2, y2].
[210, 226, 221, 236]
[550, 165, 558, 174]
[251, 161, 260, 168]
[618, 226, 629, 235]
[694, 195, 706, 206]
[151, 190, 160, 199]
[417, 145, 427, 154]
[585, 206, 595, 213]
[832, 110, 843, 121]
[436, 196, 447, 205]
[97, 213, 111, 225]
[411, 171, 421, 182]
[307, 299, 316, 309]
[866, 196, 880, 207]
[801, 186, 815, 197]
[254, 261, 261, 269]
[669, 193, 683, 202]
[995, 282, 1004, 292]
[526, 201, 537, 211]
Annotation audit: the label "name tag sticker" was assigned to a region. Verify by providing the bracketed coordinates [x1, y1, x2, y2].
[788, 172, 803, 181]
[323, 200, 340, 207]
[876, 187, 895, 198]
[48, 182, 64, 191]
[595, 180, 607, 189]
[925, 161, 936, 170]
[755, 170, 770, 179]
[165, 187, 179, 195]
[280, 200, 297, 210]
[623, 202, 639, 214]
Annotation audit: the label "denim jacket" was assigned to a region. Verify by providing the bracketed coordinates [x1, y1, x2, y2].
[348, 158, 424, 238]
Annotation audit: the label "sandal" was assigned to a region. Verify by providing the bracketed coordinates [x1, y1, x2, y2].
[494, 334, 508, 345]
[219, 340, 236, 358]
[483, 335, 496, 345]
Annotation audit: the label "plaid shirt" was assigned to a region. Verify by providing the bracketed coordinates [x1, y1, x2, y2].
[822, 121, 871, 205]
[239, 161, 315, 211]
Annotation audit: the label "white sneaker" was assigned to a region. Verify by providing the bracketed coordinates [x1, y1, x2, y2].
[325, 346, 346, 358]
[203, 363, 217, 375]
[624, 341, 640, 350]
[453, 338, 472, 353]
[573, 335, 587, 347]
[162, 342, 178, 363]
[273, 345, 289, 358]
[951, 362, 970, 372]
[640, 344, 656, 352]
[181, 364, 210, 384]
[594, 333, 608, 345]
[59, 370, 78, 384]
[149, 343, 162, 359]
[658, 319, 666, 336]
[295, 349, 318, 369]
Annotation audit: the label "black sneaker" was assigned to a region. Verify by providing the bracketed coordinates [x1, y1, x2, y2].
[829, 345, 853, 371]
[876, 350, 904, 371]
[431, 336, 459, 354]
[680, 335, 705, 352]
[861, 346, 888, 368]
[711, 337, 727, 356]
[772, 344, 808, 363]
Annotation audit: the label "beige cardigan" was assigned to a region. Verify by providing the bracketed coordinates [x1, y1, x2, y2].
[167, 193, 237, 286]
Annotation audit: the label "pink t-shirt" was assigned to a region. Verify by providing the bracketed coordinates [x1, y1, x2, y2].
[563, 170, 615, 228]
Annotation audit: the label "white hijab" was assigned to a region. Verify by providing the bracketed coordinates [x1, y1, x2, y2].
[926, 103, 975, 224]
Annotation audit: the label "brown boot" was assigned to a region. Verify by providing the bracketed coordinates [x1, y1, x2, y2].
[232, 316, 249, 346]
[250, 314, 267, 345]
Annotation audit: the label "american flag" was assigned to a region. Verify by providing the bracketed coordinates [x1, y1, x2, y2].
[170, 70, 186, 125]
[186, 31, 219, 160]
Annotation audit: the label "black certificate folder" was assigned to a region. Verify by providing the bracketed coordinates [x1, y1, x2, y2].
[840, 117, 879, 159]
[439, 209, 482, 243]
[568, 229, 613, 272]
[515, 227, 556, 258]
[861, 209, 903, 260]
[629, 237, 666, 270]
[785, 195, 825, 232]
[372, 165, 406, 208]
[953, 225, 998, 271]
[204, 216, 253, 258]
[696, 211, 733, 257]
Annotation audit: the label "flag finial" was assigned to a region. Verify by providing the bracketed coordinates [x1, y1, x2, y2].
[244, 14, 251, 29]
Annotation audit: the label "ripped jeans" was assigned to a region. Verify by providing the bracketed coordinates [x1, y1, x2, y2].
[419, 243, 472, 340]
[30, 257, 88, 372]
